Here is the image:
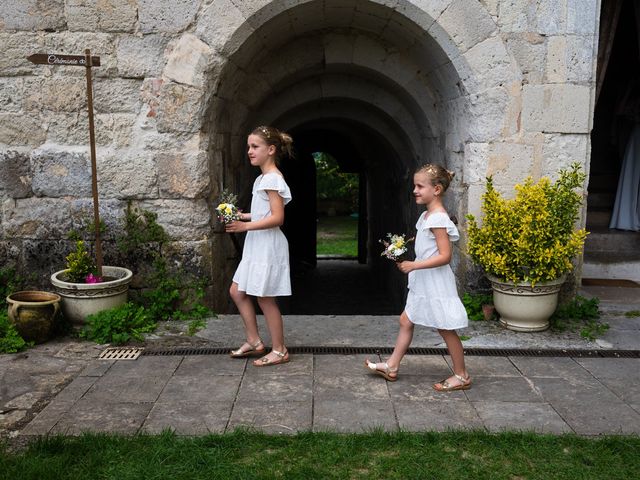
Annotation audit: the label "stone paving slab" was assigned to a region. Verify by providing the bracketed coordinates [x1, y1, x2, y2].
[18, 354, 640, 437]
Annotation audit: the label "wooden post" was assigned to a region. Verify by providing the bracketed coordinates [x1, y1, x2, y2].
[84, 49, 103, 276]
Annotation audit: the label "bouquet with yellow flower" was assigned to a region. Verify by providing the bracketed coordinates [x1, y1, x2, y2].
[379, 233, 414, 262]
[215, 190, 241, 224]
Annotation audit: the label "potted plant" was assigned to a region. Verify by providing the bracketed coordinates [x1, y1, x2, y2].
[50, 237, 132, 326]
[466, 163, 588, 331]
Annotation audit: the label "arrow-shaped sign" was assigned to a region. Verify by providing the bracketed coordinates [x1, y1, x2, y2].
[27, 53, 101, 67]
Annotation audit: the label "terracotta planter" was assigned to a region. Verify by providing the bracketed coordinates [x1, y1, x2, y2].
[487, 274, 566, 332]
[6, 290, 61, 343]
[50, 266, 133, 325]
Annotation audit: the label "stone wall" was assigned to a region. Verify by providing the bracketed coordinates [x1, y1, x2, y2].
[0, 0, 600, 310]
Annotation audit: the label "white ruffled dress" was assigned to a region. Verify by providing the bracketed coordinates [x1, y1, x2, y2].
[232, 173, 292, 297]
[404, 211, 468, 330]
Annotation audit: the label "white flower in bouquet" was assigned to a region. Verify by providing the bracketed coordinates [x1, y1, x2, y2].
[379, 233, 414, 261]
[215, 190, 242, 224]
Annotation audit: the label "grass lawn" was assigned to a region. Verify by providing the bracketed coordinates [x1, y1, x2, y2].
[2, 430, 640, 479]
[317, 215, 358, 256]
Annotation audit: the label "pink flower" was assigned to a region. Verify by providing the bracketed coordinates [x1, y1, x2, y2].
[85, 273, 103, 284]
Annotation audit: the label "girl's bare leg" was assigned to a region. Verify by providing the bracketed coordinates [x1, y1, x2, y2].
[255, 296, 286, 363]
[437, 329, 470, 386]
[229, 282, 261, 345]
[365, 311, 413, 378]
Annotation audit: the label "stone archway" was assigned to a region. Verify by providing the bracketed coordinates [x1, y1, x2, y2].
[188, 0, 519, 311]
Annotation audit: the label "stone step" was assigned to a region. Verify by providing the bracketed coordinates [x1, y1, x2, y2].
[582, 257, 640, 282]
[584, 230, 640, 253]
[586, 209, 611, 228]
[588, 173, 619, 192]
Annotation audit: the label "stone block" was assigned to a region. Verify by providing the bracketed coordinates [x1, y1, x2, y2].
[0, 113, 46, 147]
[323, 33, 355, 65]
[458, 35, 521, 93]
[522, 84, 591, 133]
[156, 82, 205, 134]
[437, 0, 496, 53]
[313, 399, 397, 433]
[93, 78, 142, 113]
[498, 0, 566, 34]
[0, 150, 31, 198]
[486, 141, 536, 184]
[0, 77, 24, 112]
[195, 0, 254, 57]
[541, 133, 589, 177]
[237, 374, 312, 403]
[566, 0, 597, 34]
[116, 34, 169, 78]
[142, 401, 231, 435]
[163, 33, 215, 88]
[229, 400, 312, 434]
[97, 150, 158, 199]
[138, 0, 202, 34]
[396, 0, 450, 27]
[479, 0, 499, 16]
[136, 199, 211, 240]
[0, 33, 43, 76]
[31, 148, 92, 197]
[51, 400, 152, 435]
[24, 77, 86, 112]
[95, 113, 136, 147]
[315, 374, 390, 401]
[545, 35, 595, 84]
[157, 148, 209, 199]
[0, 0, 66, 32]
[2, 197, 72, 239]
[463, 142, 490, 185]
[504, 32, 546, 84]
[66, 0, 137, 33]
[467, 86, 511, 142]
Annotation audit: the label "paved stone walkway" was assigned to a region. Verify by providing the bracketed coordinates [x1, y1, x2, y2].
[18, 351, 640, 436]
[3, 284, 640, 438]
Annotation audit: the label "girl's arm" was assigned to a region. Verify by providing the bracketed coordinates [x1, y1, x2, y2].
[226, 190, 284, 232]
[397, 228, 452, 273]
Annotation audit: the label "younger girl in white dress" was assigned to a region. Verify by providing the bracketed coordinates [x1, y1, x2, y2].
[365, 164, 471, 391]
[226, 126, 293, 366]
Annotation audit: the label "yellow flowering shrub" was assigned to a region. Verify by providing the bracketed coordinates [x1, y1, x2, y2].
[466, 163, 588, 285]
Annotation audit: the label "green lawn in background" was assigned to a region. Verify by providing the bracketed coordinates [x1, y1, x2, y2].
[2, 430, 639, 480]
[316, 215, 358, 256]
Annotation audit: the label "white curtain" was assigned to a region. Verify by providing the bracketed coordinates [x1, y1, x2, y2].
[610, 123, 640, 230]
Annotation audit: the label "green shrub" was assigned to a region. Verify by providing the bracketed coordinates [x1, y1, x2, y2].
[467, 163, 588, 285]
[80, 303, 156, 345]
[550, 295, 608, 339]
[64, 240, 96, 283]
[0, 310, 31, 353]
[462, 292, 493, 321]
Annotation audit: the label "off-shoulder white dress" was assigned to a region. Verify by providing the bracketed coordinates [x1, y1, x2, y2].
[232, 173, 292, 297]
[404, 211, 468, 330]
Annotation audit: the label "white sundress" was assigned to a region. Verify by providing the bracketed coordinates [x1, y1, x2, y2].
[404, 211, 469, 330]
[232, 173, 292, 297]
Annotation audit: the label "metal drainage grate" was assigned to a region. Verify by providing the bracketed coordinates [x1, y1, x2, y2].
[99, 347, 144, 360]
[141, 346, 640, 358]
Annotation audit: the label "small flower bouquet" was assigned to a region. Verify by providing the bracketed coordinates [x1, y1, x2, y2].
[379, 233, 414, 262]
[215, 190, 242, 224]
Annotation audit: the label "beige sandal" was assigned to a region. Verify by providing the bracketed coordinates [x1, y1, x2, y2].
[433, 373, 472, 392]
[230, 339, 265, 358]
[364, 359, 398, 382]
[253, 349, 290, 367]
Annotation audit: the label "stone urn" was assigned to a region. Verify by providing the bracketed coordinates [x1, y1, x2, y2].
[6, 290, 61, 343]
[50, 266, 133, 325]
[487, 274, 566, 332]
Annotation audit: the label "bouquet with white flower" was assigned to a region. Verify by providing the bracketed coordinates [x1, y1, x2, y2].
[379, 233, 414, 262]
[215, 190, 242, 224]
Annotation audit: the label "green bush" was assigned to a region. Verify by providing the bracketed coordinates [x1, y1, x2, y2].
[64, 240, 96, 283]
[0, 310, 31, 353]
[80, 303, 156, 345]
[550, 295, 608, 340]
[461, 292, 493, 321]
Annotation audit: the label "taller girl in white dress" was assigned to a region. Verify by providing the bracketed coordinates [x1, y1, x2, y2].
[365, 164, 471, 391]
[226, 126, 293, 367]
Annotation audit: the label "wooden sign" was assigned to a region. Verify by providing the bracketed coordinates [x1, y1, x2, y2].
[27, 53, 101, 67]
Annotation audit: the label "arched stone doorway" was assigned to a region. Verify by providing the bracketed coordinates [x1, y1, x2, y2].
[199, 0, 516, 312]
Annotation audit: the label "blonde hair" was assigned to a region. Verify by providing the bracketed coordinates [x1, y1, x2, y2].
[251, 126, 294, 164]
[416, 164, 455, 193]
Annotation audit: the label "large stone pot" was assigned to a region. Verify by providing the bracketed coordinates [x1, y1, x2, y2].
[50, 266, 133, 325]
[6, 291, 61, 343]
[487, 274, 566, 332]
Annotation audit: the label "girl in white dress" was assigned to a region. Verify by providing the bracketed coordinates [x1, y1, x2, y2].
[365, 164, 471, 391]
[226, 126, 293, 366]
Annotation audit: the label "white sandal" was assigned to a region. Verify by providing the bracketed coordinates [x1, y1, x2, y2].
[230, 339, 265, 358]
